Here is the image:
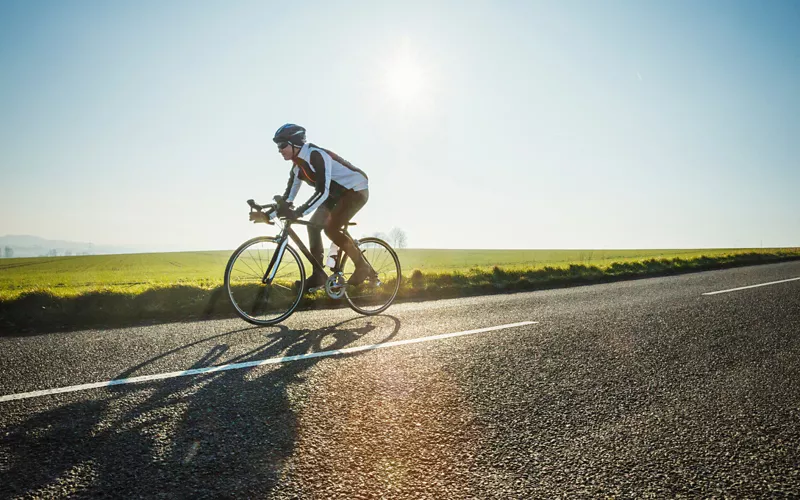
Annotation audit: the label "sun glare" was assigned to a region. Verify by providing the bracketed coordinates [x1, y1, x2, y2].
[385, 55, 425, 102]
[381, 42, 432, 110]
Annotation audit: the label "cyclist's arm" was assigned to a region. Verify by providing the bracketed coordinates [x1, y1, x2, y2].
[295, 151, 331, 217]
[283, 166, 302, 203]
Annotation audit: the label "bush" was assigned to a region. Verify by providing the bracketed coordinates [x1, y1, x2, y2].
[410, 269, 424, 289]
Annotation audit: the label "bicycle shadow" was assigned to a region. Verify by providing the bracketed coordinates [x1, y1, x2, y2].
[0, 315, 402, 497]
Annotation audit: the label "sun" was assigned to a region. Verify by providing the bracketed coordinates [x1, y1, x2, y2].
[384, 51, 426, 104]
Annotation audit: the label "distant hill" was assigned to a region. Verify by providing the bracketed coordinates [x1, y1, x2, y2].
[0, 235, 147, 257]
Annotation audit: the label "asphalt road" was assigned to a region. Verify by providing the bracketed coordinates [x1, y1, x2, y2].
[1, 261, 799, 498]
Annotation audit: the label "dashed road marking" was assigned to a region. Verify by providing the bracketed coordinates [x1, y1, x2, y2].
[702, 277, 800, 296]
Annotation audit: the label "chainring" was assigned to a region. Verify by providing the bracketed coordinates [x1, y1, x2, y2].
[325, 272, 347, 299]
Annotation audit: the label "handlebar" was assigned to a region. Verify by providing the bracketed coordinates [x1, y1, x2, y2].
[247, 199, 275, 212]
[247, 199, 278, 226]
[247, 198, 299, 227]
[246, 198, 352, 230]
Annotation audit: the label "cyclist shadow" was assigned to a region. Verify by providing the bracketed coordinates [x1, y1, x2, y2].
[1, 315, 401, 498]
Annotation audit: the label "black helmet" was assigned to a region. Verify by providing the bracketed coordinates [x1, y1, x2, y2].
[273, 123, 306, 147]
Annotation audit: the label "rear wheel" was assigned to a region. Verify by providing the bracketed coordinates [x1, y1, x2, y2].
[224, 236, 304, 325]
[342, 237, 401, 315]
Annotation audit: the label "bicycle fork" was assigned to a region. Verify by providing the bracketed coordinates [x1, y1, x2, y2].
[262, 236, 289, 285]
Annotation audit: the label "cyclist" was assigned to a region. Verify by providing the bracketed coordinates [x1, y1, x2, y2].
[262, 123, 373, 292]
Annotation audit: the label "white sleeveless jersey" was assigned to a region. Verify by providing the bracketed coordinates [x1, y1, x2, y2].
[284, 143, 369, 217]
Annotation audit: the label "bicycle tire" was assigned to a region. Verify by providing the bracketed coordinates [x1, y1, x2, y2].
[224, 236, 305, 325]
[343, 237, 402, 315]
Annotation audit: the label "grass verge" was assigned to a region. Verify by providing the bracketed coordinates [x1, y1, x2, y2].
[1, 250, 798, 335]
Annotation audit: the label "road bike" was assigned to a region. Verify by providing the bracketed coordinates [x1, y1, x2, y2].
[224, 199, 402, 325]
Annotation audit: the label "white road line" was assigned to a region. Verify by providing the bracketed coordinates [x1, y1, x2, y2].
[0, 321, 538, 403]
[702, 277, 800, 296]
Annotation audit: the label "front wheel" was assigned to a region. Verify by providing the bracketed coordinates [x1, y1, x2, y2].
[342, 237, 402, 315]
[224, 236, 305, 325]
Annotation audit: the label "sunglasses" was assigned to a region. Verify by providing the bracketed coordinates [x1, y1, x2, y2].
[276, 141, 290, 150]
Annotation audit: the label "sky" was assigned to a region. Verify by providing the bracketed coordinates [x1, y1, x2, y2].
[1, 0, 798, 251]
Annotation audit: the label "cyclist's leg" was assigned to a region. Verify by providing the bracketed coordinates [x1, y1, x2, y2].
[323, 189, 370, 284]
[304, 206, 330, 288]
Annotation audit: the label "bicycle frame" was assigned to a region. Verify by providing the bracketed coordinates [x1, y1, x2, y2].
[261, 219, 350, 285]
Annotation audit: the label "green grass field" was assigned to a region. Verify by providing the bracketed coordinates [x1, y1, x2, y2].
[1, 247, 797, 300]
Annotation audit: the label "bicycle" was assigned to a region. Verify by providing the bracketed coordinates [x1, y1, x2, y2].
[224, 198, 402, 325]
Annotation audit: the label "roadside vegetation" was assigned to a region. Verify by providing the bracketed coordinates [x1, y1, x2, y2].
[1, 248, 798, 333]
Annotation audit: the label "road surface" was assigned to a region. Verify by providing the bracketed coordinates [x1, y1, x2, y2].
[1, 261, 799, 498]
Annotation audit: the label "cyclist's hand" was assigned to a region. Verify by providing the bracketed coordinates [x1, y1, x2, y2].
[277, 203, 296, 218]
[249, 211, 269, 224]
[290, 208, 305, 220]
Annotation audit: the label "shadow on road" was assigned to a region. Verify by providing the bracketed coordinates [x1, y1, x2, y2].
[0, 315, 401, 497]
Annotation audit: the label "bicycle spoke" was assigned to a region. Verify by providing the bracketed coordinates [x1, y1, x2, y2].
[234, 270, 263, 281]
[245, 249, 265, 274]
[374, 251, 390, 273]
[273, 263, 297, 280]
[374, 248, 389, 270]
[256, 247, 265, 276]
[248, 286, 270, 316]
[239, 253, 264, 280]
